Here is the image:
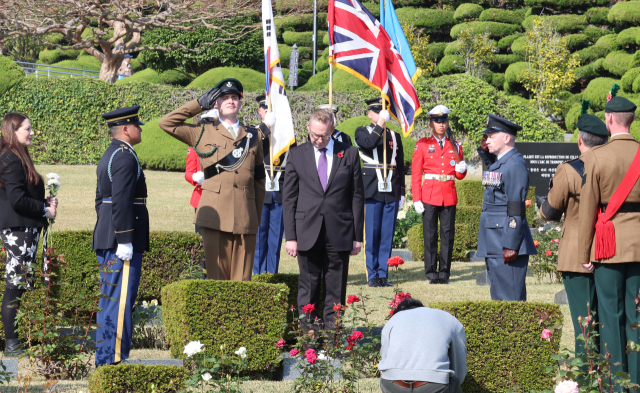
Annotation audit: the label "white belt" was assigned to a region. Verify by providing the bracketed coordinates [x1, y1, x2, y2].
[423, 173, 455, 181]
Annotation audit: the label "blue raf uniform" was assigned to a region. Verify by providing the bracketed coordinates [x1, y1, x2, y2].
[477, 114, 536, 301]
[355, 98, 405, 287]
[92, 106, 149, 365]
[253, 94, 290, 274]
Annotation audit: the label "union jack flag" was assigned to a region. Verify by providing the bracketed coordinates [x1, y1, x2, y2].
[328, 0, 422, 137]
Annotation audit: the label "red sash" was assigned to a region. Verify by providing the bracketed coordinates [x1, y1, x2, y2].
[594, 145, 640, 260]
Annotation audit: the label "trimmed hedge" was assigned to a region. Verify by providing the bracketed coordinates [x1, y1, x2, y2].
[562, 34, 589, 51]
[426, 42, 448, 60]
[633, 76, 640, 94]
[433, 301, 562, 393]
[522, 14, 587, 34]
[49, 55, 102, 71]
[396, 8, 456, 33]
[437, 55, 464, 74]
[0, 56, 24, 96]
[575, 34, 620, 65]
[276, 13, 327, 33]
[582, 77, 624, 111]
[497, 33, 523, 51]
[616, 27, 640, 49]
[136, 117, 194, 171]
[585, 7, 610, 26]
[38, 48, 81, 64]
[524, 0, 607, 8]
[162, 280, 288, 373]
[504, 61, 528, 92]
[188, 67, 265, 91]
[252, 273, 299, 341]
[593, 58, 606, 75]
[454, 3, 483, 22]
[116, 69, 192, 87]
[444, 41, 460, 56]
[479, 8, 526, 25]
[575, 62, 598, 83]
[510, 36, 528, 57]
[494, 54, 523, 66]
[450, 21, 521, 39]
[608, 1, 640, 27]
[583, 27, 612, 43]
[602, 51, 635, 77]
[88, 364, 189, 393]
[490, 73, 506, 89]
[282, 31, 328, 50]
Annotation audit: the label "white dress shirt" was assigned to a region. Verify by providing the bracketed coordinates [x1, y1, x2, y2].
[433, 134, 446, 149]
[314, 139, 334, 182]
[221, 119, 240, 139]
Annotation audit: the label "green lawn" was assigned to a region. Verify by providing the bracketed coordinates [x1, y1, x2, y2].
[17, 165, 571, 392]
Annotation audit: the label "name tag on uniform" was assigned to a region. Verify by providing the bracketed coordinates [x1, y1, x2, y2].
[482, 171, 502, 187]
[428, 149, 436, 153]
[378, 181, 392, 192]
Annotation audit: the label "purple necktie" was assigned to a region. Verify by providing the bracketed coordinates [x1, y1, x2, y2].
[318, 148, 328, 191]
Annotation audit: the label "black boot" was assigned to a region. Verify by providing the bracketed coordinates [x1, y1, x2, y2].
[4, 338, 24, 357]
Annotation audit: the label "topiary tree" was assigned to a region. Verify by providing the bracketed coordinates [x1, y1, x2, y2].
[583, 27, 612, 43]
[562, 34, 589, 51]
[602, 51, 635, 78]
[582, 77, 623, 111]
[396, 7, 456, 33]
[451, 21, 521, 39]
[615, 27, 640, 50]
[608, 1, 640, 27]
[585, 7, 610, 26]
[0, 0, 311, 82]
[525, 0, 607, 9]
[621, 67, 640, 94]
[0, 55, 24, 96]
[437, 55, 464, 74]
[454, 4, 484, 22]
[522, 14, 587, 35]
[479, 8, 526, 25]
[505, 61, 528, 93]
[498, 33, 523, 51]
[511, 36, 528, 57]
[425, 42, 447, 61]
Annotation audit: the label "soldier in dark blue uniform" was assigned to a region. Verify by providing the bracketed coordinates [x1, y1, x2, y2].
[253, 94, 285, 274]
[355, 98, 405, 287]
[93, 106, 149, 366]
[477, 114, 536, 301]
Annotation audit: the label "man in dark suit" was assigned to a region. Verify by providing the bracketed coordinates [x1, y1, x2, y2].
[283, 108, 365, 329]
[93, 106, 149, 366]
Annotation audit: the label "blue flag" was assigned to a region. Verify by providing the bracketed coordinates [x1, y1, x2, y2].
[380, 0, 420, 81]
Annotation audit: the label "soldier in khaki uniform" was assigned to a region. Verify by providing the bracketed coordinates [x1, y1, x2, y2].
[159, 78, 266, 281]
[578, 96, 640, 389]
[539, 106, 608, 355]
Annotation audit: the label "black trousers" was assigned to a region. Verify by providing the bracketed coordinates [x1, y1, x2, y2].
[422, 204, 456, 281]
[297, 221, 350, 330]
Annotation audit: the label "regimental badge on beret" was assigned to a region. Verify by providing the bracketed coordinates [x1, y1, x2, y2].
[509, 219, 517, 229]
[226, 82, 233, 88]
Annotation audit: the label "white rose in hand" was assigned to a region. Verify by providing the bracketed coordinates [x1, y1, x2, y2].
[264, 112, 276, 127]
[192, 171, 205, 185]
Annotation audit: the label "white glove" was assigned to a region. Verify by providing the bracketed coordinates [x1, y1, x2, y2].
[399, 196, 405, 210]
[192, 171, 204, 185]
[201, 108, 219, 120]
[455, 161, 468, 173]
[116, 243, 134, 261]
[413, 201, 425, 214]
[379, 110, 391, 122]
[264, 112, 276, 127]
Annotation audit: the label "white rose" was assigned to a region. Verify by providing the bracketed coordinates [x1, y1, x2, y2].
[538, 227, 545, 232]
[46, 173, 60, 180]
[142, 301, 149, 309]
[201, 372, 212, 381]
[183, 340, 204, 357]
[555, 226, 561, 232]
[397, 211, 406, 220]
[317, 350, 327, 360]
[235, 346, 247, 359]
[151, 299, 158, 307]
[47, 179, 61, 188]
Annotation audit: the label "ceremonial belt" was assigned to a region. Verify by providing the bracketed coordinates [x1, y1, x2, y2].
[392, 381, 428, 388]
[600, 202, 640, 214]
[594, 145, 640, 260]
[363, 163, 397, 170]
[423, 173, 455, 182]
[103, 197, 147, 205]
[482, 203, 526, 217]
[203, 128, 258, 180]
[264, 165, 286, 172]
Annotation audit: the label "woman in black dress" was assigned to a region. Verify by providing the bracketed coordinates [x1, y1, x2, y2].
[0, 113, 57, 356]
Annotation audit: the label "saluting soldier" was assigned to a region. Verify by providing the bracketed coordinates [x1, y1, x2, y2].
[578, 95, 640, 388]
[477, 114, 537, 301]
[318, 104, 353, 146]
[93, 106, 149, 366]
[355, 98, 405, 288]
[159, 79, 266, 281]
[253, 94, 286, 275]
[411, 105, 467, 284]
[539, 104, 608, 355]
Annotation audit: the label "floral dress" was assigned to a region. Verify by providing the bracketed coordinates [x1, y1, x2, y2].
[0, 227, 42, 289]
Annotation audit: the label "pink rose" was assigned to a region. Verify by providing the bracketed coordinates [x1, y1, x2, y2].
[546, 250, 553, 256]
[554, 380, 579, 393]
[305, 348, 317, 364]
[289, 348, 299, 357]
[541, 329, 552, 340]
[302, 303, 315, 314]
[276, 339, 285, 348]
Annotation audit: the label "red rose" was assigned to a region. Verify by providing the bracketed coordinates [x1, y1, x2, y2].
[289, 348, 299, 357]
[387, 256, 405, 267]
[347, 295, 361, 304]
[276, 339, 286, 348]
[305, 348, 317, 364]
[337, 152, 344, 158]
[333, 303, 343, 313]
[302, 303, 315, 314]
[546, 250, 552, 256]
[534, 240, 540, 248]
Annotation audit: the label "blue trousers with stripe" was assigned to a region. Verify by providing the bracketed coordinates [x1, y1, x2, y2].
[95, 249, 142, 366]
[365, 199, 399, 280]
[253, 202, 285, 275]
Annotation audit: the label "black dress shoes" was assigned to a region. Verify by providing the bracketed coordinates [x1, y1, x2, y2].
[440, 279, 450, 284]
[429, 279, 438, 284]
[379, 278, 393, 287]
[368, 278, 381, 287]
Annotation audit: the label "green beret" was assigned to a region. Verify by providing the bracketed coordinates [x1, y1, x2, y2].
[576, 114, 608, 137]
[605, 96, 637, 113]
[214, 78, 243, 98]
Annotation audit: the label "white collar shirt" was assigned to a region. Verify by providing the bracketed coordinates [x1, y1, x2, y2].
[221, 120, 240, 139]
[433, 134, 446, 149]
[313, 138, 334, 182]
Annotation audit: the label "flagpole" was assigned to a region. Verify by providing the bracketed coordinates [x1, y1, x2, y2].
[382, 93, 387, 183]
[267, 91, 274, 183]
[329, 63, 333, 110]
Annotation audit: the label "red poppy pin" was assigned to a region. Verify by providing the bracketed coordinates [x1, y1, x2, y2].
[337, 151, 344, 159]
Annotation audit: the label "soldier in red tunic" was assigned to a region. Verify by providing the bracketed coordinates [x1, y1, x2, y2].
[411, 105, 467, 284]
